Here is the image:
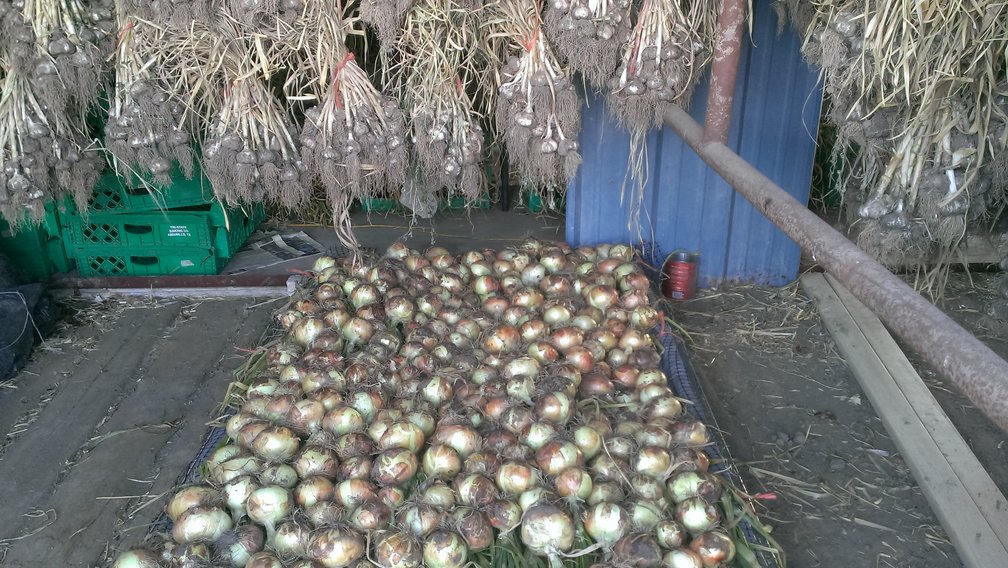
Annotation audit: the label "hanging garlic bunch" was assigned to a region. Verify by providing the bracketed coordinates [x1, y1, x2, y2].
[0, 0, 112, 220]
[492, 0, 581, 188]
[295, 0, 408, 247]
[608, 0, 718, 131]
[359, 0, 412, 53]
[104, 12, 193, 186]
[543, 0, 634, 89]
[397, 0, 487, 200]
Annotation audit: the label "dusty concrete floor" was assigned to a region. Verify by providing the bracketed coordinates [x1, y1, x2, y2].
[1, 207, 1004, 568]
[0, 298, 273, 567]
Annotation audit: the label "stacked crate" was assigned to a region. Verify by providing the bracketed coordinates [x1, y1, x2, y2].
[62, 163, 265, 277]
[0, 201, 75, 281]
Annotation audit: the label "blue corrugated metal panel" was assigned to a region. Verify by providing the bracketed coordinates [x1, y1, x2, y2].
[566, 0, 823, 286]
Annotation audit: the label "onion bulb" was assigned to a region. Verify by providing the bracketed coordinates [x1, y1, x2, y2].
[246, 486, 293, 541]
[371, 448, 419, 486]
[420, 481, 458, 509]
[215, 523, 265, 567]
[676, 497, 720, 534]
[349, 500, 392, 531]
[308, 527, 366, 568]
[689, 530, 736, 567]
[423, 530, 468, 568]
[536, 440, 584, 476]
[613, 532, 663, 567]
[250, 425, 301, 462]
[166, 485, 220, 522]
[259, 463, 299, 488]
[654, 520, 687, 549]
[668, 471, 723, 504]
[373, 530, 422, 568]
[495, 461, 539, 495]
[487, 499, 523, 531]
[398, 503, 441, 538]
[584, 502, 631, 546]
[432, 424, 481, 458]
[521, 504, 575, 555]
[454, 508, 494, 552]
[422, 444, 462, 479]
[272, 520, 310, 559]
[554, 467, 593, 501]
[111, 549, 162, 568]
[293, 445, 340, 479]
[294, 475, 335, 508]
[454, 473, 498, 507]
[222, 475, 258, 522]
[664, 547, 705, 568]
[335, 478, 379, 509]
[171, 506, 232, 543]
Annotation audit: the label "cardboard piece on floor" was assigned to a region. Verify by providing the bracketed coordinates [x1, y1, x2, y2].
[801, 272, 1008, 568]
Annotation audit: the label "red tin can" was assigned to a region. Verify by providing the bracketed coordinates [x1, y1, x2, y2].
[661, 250, 699, 301]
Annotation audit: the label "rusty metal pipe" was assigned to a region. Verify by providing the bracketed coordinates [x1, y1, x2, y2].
[703, 0, 748, 144]
[665, 104, 1008, 433]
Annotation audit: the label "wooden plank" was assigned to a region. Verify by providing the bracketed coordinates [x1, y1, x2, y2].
[801, 273, 1008, 568]
[50, 286, 293, 300]
[824, 273, 1008, 548]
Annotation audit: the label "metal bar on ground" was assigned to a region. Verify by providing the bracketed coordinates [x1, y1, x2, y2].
[663, 104, 1008, 433]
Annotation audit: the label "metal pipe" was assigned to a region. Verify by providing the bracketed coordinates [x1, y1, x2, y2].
[703, 0, 748, 144]
[664, 104, 1008, 433]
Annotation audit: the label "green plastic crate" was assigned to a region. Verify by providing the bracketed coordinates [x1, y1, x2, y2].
[360, 198, 402, 212]
[63, 202, 264, 260]
[72, 246, 226, 277]
[90, 161, 214, 213]
[523, 191, 565, 213]
[439, 196, 492, 210]
[0, 200, 75, 280]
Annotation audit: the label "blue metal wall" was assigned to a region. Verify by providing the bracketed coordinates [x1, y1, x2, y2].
[566, 0, 823, 286]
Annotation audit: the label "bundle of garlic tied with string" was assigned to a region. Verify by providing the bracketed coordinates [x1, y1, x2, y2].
[0, 59, 103, 220]
[543, 0, 634, 89]
[608, 0, 718, 132]
[104, 15, 194, 186]
[397, 0, 487, 202]
[299, 51, 409, 210]
[493, 0, 581, 188]
[204, 75, 306, 207]
[0, 0, 113, 220]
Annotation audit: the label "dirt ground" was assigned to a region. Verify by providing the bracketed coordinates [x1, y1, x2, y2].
[671, 270, 1008, 568]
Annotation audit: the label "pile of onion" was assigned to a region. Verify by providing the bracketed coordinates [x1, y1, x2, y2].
[112, 239, 737, 568]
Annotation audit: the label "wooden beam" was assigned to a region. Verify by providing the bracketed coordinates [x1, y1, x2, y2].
[801, 273, 1008, 568]
[49, 286, 293, 300]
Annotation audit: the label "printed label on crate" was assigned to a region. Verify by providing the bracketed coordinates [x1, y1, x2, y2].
[181, 260, 194, 267]
[168, 225, 193, 238]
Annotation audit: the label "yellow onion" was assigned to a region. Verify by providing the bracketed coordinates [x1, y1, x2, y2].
[613, 532, 663, 567]
[422, 530, 468, 568]
[689, 530, 736, 566]
[584, 502, 631, 546]
[111, 549, 162, 568]
[308, 527, 366, 568]
[171, 506, 232, 543]
[166, 485, 221, 522]
[521, 504, 575, 555]
[373, 530, 422, 568]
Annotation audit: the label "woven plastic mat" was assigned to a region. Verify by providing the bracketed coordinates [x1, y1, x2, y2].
[655, 325, 780, 567]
